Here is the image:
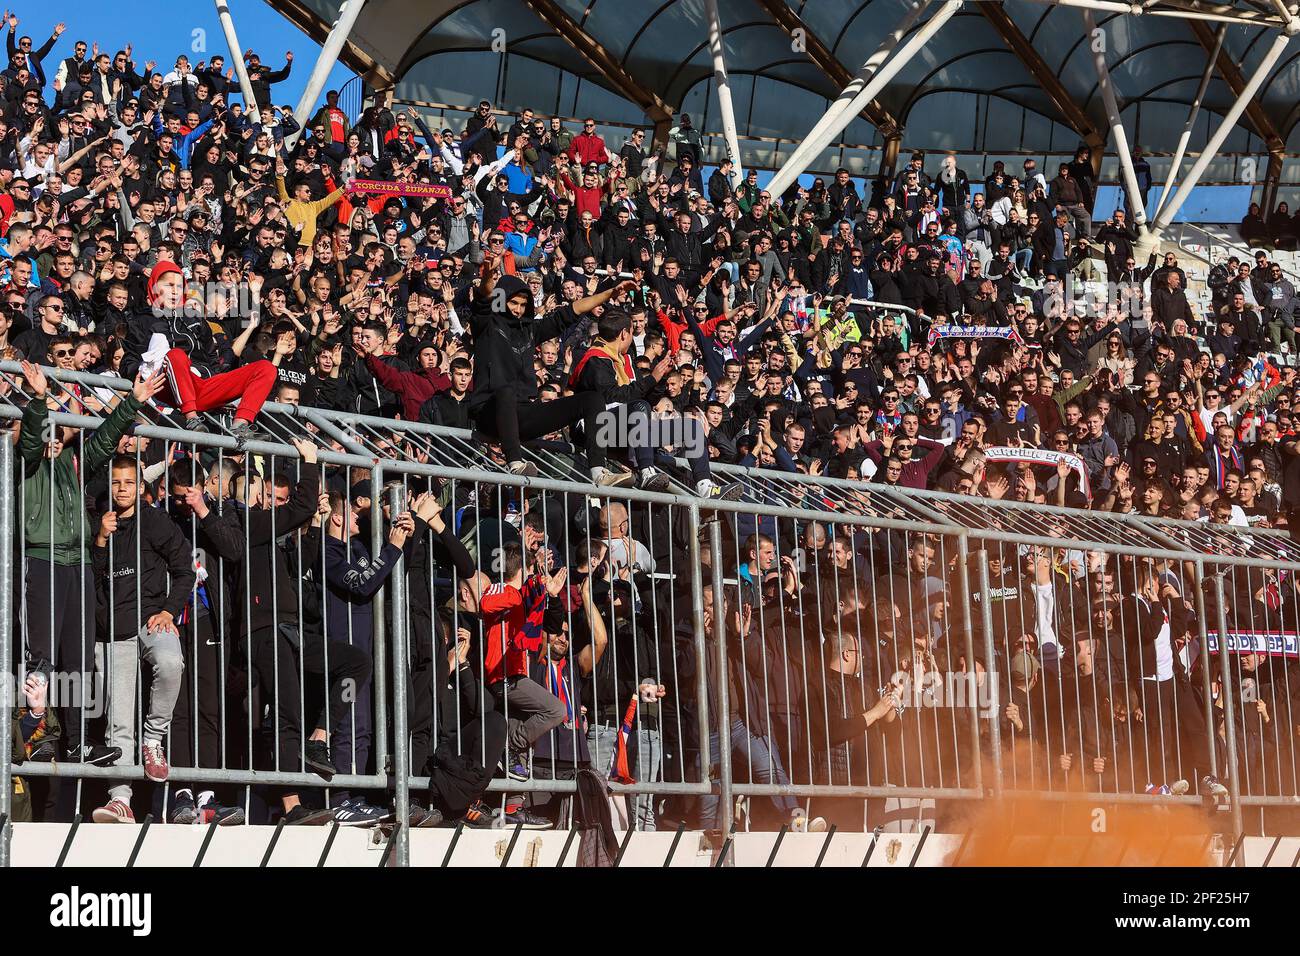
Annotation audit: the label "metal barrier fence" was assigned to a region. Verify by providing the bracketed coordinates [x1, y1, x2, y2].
[2, 361, 1297, 866]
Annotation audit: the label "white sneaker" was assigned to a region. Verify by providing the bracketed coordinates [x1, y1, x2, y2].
[508, 459, 538, 477]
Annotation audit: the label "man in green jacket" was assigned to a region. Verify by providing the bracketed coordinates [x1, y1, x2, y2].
[17, 360, 166, 764]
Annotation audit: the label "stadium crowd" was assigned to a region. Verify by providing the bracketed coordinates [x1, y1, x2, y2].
[7, 16, 1300, 837]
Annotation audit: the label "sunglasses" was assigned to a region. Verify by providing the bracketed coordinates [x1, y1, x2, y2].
[51, 349, 73, 358]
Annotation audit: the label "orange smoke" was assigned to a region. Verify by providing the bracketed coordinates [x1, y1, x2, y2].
[946, 741, 1217, 866]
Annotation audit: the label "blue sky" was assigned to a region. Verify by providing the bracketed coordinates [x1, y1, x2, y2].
[8, 1, 354, 112]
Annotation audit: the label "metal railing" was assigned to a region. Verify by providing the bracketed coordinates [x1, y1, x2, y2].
[2, 360, 1296, 865]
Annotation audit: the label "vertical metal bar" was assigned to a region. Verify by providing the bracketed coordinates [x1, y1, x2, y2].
[126, 814, 154, 868]
[708, 518, 733, 834]
[500, 822, 524, 867]
[378, 822, 402, 868]
[370, 467, 389, 782]
[213, 0, 261, 113]
[861, 827, 883, 867]
[259, 818, 286, 867]
[316, 820, 341, 867]
[1082, 9, 1150, 229]
[663, 822, 685, 868]
[193, 819, 219, 868]
[386, 484, 410, 867]
[1211, 573, 1245, 854]
[613, 824, 635, 867]
[0, 433, 12, 869]
[441, 820, 465, 867]
[907, 825, 932, 866]
[1192, 561, 1220, 779]
[765, 824, 788, 867]
[703, 0, 744, 183]
[813, 824, 837, 867]
[556, 826, 578, 867]
[976, 551, 1004, 795]
[55, 815, 82, 867]
[955, 535, 983, 792]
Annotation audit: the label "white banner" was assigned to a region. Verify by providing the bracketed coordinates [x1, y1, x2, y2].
[983, 445, 1090, 499]
[1206, 631, 1300, 657]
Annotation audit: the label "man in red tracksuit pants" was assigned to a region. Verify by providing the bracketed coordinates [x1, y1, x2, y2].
[121, 261, 277, 448]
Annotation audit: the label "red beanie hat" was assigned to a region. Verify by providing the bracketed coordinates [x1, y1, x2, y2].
[147, 260, 184, 302]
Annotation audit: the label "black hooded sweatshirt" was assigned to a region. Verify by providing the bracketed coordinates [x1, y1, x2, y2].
[467, 273, 586, 411]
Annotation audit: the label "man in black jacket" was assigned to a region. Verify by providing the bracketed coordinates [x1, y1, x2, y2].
[244, 50, 292, 110]
[469, 260, 637, 485]
[211, 438, 371, 825]
[572, 310, 736, 498]
[90, 457, 195, 823]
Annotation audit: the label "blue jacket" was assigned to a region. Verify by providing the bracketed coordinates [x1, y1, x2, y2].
[153, 114, 213, 170]
[323, 535, 403, 643]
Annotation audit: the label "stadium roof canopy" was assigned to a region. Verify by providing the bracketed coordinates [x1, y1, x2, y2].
[268, 0, 1300, 150]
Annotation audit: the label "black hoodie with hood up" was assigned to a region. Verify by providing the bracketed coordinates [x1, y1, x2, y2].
[467, 273, 586, 410]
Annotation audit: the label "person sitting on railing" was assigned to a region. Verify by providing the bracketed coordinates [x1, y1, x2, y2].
[120, 260, 278, 449]
[468, 253, 637, 485]
[16, 359, 166, 768]
[87, 455, 195, 825]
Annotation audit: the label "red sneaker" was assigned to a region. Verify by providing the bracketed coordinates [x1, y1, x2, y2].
[92, 799, 135, 823]
[142, 740, 169, 782]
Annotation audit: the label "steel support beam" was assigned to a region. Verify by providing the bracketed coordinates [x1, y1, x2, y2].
[978, 1, 1106, 172]
[1187, 18, 1288, 217]
[520, 0, 673, 126]
[767, 0, 928, 198]
[264, 0, 394, 87]
[1019, 0, 1286, 27]
[1154, 24, 1224, 220]
[765, 0, 959, 201]
[214, 0, 261, 114]
[287, 0, 368, 151]
[753, 0, 902, 139]
[1083, 10, 1149, 230]
[1143, 27, 1292, 253]
[881, 131, 903, 178]
[704, 0, 743, 185]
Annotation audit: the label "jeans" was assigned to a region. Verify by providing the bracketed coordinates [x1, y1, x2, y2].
[698, 717, 799, 829]
[588, 721, 660, 830]
[1011, 248, 1033, 273]
[492, 675, 566, 753]
[97, 626, 185, 803]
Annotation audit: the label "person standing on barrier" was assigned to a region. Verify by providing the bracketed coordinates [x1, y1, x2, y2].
[473, 542, 568, 828]
[121, 261, 277, 450]
[318, 488, 413, 826]
[694, 583, 818, 832]
[808, 625, 901, 831]
[216, 438, 372, 825]
[88, 456, 194, 824]
[17, 361, 164, 767]
[467, 254, 637, 485]
[163, 469, 248, 825]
